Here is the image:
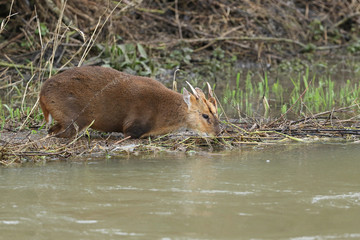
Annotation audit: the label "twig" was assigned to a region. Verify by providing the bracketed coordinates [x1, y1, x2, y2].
[174, 36, 308, 49]
[289, 105, 357, 125]
[114, 136, 131, 145]
[0, 33, 24, 50]
[252, 130, 306, 142]
[143, 35, 345, 52]
[0, 60, 77, 72]
[0, 0, 16, 35]
[44, 0, 71, 25]
[140, 10, 213, 38]
[9, 151, 67, 157]
[19, 98, 40, 130]
[175, 0, 182, 39]
[48, 0, 68, 76]
[225, 122, 249, 134]
[334, 12, 360, 28]
[0, 79, 23, 90]
[78, 1, 123, 66]
[194, 26, 243, 52]
[0, 61, 46, 71]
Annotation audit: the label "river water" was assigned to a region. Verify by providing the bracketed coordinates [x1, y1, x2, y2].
[1, 143, 360, 240]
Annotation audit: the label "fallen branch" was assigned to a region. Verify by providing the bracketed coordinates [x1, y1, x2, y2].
[289, 105, 357, 125]
[179, 36, 308, 49]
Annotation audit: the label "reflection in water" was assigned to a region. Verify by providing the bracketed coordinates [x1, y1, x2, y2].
[1, 143, 360, 239]
[182, 156, 217, 217]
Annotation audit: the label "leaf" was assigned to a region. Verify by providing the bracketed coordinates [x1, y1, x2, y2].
[118, 44, 130, 63]
[137, 43, 148, 60]
[139, 61, 151, 76]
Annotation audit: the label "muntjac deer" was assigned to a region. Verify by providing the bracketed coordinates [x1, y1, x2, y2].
[39, 66, 221, 138]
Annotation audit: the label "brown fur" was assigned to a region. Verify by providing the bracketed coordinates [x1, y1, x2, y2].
[39, 66, 221, 138]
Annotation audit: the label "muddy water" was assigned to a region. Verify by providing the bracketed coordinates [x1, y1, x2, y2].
[1, 143, 360, 240]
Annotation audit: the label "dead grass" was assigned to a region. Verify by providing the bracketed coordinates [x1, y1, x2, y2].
[1, 107, 360, 166]
[2, 0, 360, 63]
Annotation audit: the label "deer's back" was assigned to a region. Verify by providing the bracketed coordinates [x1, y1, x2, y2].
[40, 66, 184, 133]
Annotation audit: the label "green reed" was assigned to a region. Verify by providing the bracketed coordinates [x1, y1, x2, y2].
[223, 67, 360, 118]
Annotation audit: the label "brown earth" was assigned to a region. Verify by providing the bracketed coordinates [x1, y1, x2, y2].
[1, 0, 360, 64]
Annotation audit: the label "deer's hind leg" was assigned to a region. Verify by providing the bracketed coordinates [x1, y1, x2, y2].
[49, 115, 94, 138]
[48, 121, 78, 138]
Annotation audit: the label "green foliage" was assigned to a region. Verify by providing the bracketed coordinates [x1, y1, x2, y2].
[308, 19, 324, 41]
[99, 41, 155, 76]
[212, 47, 225, 59]
[302, 43, 317, 53]
[35, 22, 49, 36]
[272, 79, 284, 103]
[347, 40, 360, 54]
[168, 47, 237, 90]
[204, 47, 237, 76]
[258, 72, 269, 98]
[0, 100, 4, 131]
[18, 22, 49, 51]
[20, 37, 34, 50]
[278, 58, 307, 72]
[281, 104, 287, 114]
[0, 97, 44, 130]
[164, 47, 193, 69]
[222, 66, 360, 118]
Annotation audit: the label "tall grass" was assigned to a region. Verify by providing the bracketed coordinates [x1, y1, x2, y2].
[223, 67, 360, 119]
[0, 1, 129, 131]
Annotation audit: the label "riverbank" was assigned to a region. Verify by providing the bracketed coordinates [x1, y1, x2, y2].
[2, 106, 360, 166]
[1, 1, 360, 166]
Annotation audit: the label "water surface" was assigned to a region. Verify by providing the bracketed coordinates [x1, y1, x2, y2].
[1, 143, 360, 240]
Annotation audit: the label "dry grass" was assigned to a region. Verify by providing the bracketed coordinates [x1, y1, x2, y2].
[1, 106, 360, 166]
[2, 0, 360, 62]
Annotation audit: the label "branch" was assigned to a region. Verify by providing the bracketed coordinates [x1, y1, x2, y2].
[177, 36, 308, 49]
[44, 0, 71, 25]
[0, 60, 45, 71]
[334, 12, 360, 28]
[142, 36, 345, 52]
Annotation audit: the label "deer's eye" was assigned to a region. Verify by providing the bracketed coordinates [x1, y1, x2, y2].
[202, 114, 209, 120]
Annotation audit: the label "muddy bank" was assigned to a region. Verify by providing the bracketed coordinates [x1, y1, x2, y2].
[1, 1, 360, 166]
[2, 114, 360, 166]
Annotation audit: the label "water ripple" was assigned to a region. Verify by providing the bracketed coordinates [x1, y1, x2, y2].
[311, 192, 360, 208]
[99, 185, 253, 196]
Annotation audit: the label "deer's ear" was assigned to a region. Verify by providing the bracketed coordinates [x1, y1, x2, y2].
[208, 97, 217, 111]
[183, 88, 191, 108]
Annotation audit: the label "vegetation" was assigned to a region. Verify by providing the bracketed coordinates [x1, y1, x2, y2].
[223, 66, 360, 118]
[1, 0, 360, 165]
